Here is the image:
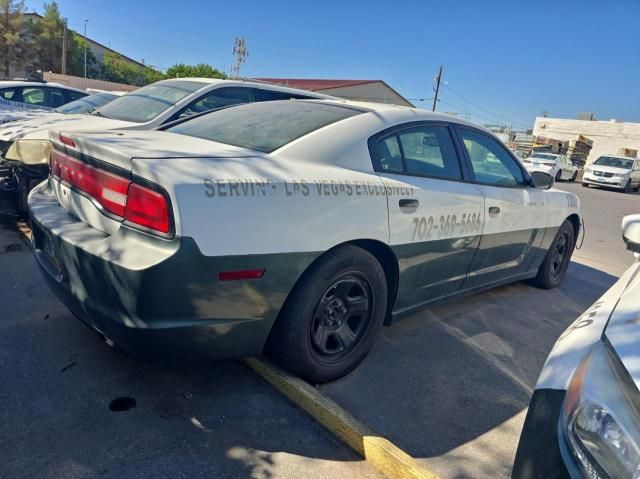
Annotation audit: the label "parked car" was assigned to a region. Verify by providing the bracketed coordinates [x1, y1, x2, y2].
[521, 152, 579, 182]
[0, 78, 331, 212]
[513, 214, 640, 479]
[0, 81, 87, 124]
[582, 155, 640, 193]
[29, 99, 581, 382]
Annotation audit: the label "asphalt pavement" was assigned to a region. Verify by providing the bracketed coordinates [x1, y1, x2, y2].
[0, 211, 382, 478]
[320, 181, 638, 478]
[1, 181, 636, 479]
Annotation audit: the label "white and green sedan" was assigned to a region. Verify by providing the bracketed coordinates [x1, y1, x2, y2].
[29, 99, 581, 382]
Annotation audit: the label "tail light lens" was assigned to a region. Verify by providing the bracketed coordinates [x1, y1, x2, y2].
[50, 148, 172, 236]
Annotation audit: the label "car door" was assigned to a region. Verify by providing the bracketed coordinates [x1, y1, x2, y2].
[455, 126, 549, 289]
[370, 121, 485, 311]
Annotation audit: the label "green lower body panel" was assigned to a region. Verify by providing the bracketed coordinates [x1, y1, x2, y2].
[29, 183, 321, 361]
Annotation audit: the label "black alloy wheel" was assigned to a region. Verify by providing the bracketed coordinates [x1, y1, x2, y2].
[309, 273, 373, 364]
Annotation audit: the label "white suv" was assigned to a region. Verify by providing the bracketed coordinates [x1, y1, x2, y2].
[582, 155, 640, 193]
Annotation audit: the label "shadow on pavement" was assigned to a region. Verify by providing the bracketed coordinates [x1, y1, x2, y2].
[321, 261, 618, 478]
[0, 216, 380, 479]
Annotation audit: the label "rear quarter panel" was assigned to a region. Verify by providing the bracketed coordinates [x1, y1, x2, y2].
[132, 154, 391, 257]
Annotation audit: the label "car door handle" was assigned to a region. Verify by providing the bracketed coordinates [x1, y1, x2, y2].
[488, 206, 501, 216]
[399, 199, 419, 208]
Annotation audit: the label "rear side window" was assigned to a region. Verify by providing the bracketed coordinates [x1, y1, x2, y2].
[48, 88, 66, 108]
[168, 101, 364, 153]
[373, 124, 462, 181]
[254, 89, 312, 101]
[66, 90, 86, 102]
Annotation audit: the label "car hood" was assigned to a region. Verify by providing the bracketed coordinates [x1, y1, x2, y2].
[604, 260, 640, 390]
[0, 114, 135, 142]
[589, 165, 632, 175]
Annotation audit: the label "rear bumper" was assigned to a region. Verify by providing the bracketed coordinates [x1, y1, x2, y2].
[28, 180, 318, 362]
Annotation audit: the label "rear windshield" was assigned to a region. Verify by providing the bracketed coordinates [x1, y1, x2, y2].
[55, 93, 117, 114]
[93, 80, 207, 123]
[594, 156, 634, 169]
[167, 100, 364, 153]
[530, 153, 558, 161]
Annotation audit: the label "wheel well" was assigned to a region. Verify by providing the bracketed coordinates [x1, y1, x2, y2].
[567, 213, 580, 239]
[347, 239, 399, 326]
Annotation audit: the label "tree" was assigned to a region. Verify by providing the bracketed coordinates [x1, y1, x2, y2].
[66, 31, 98, 78]
[165, 63, 227, 80]
[101, 51, 163, 86]
[35, 1, 65, 73]
[0, 0, 25, 77]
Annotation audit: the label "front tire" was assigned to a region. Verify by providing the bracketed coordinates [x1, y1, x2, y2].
[624, 180, 632, 193]
[266, 245, 387, 383]
[571, 171, 578, 182]
[555, 170, 562, 182]
[532, 220, 575, 289]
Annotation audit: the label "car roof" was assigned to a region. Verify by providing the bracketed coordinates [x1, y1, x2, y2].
[154, 78, 336, 99]
[0, 81, 85, 93]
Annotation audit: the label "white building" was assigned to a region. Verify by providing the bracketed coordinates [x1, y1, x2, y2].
[255, 78, 414, 107]
[533, 117, 640, 163]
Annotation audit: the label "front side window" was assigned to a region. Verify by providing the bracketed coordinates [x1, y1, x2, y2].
[168, 100, 363, 153]
[177, 87, 254, 118]
[94, 80, 207, 123]
[460, 129, 525, 187]
[254, 89, 312, 101]
[21, 87, 46, 105]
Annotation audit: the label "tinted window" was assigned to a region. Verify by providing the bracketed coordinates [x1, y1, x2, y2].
[95, 80, 207, 123]
[66, 90, 86, 102]
[376, 136, 404, 172]
[254, 89, 312, 101]
[55, 93, 118, 114]
[21, 87, 46, 105]
[460, 129, 524, 186]
[48, 88, 66, 108]
[397, 126, 461, 179]
[177, 87, 253, 118]
[168, 101, 364, 153]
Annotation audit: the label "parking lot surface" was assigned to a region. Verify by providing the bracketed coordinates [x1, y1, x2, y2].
[0, 210, 382, 478]
[320, 182, 638, 478]
[1, 182, 636, 479]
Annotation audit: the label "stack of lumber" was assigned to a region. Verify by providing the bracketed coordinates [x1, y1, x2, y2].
[532, 136, 568, 154]
[566, 135, 593, 166]
[617, 147, 638, 158]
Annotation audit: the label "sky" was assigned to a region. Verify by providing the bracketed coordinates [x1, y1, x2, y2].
[24, 0, 640, 130]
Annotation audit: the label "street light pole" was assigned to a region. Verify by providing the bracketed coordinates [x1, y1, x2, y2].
[83, 19, 88, 78]
[432, 65, 443, 112]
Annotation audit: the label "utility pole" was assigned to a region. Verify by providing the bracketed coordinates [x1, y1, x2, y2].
[83, 19, 88, 78]
[232, 37, 248, 78]
[61, 23, 67, 75]
[432, 65, 443, 112]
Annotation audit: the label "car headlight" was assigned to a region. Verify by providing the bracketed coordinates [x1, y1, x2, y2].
[615, 173, 630, 179]
[563, 341, 640, 479]
[4, 140, 51, 165]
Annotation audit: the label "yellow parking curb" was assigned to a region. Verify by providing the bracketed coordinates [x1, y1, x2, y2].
[244, 357, 439, 479]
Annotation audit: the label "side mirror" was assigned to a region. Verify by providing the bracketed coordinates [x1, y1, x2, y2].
[530, 171, 554, 190]
[622, 215, 640, 254]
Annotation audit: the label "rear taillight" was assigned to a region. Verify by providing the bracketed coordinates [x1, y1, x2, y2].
[543, 162, 556, 167]
[50, 148, 172, 236]
[124, 183, 170, 234]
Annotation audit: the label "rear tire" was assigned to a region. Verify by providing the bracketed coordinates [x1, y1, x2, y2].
[532, 220, 575, 289]
[266, 245, 387, 383]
